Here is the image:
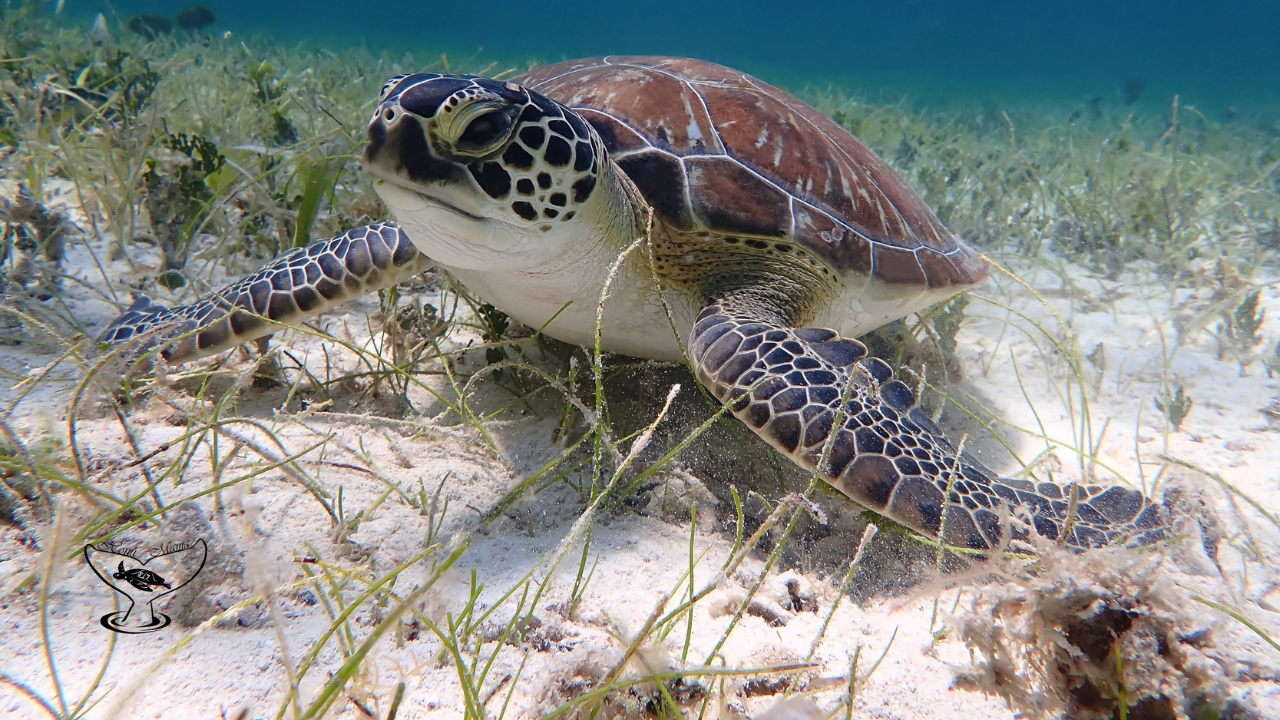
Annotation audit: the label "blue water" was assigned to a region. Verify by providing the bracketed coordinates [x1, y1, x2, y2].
[94, 1, 1280, 110]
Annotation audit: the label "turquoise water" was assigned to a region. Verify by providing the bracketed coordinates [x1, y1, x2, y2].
[94, 1, 1280, 110]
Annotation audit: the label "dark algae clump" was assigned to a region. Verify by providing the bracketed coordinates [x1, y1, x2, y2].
[142, 132, 226, 277]
[126, 14, 172, 39]
[129, 7, 215, 39]
[175, 6, 217, 32]
[1123, 78, 1146, 105]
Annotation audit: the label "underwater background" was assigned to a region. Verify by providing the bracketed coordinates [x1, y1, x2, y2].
[104, 0, 1280, 110]
[2, 2, 1280, 719]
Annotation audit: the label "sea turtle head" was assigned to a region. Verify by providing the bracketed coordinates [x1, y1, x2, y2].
[364, 73, 603, 271]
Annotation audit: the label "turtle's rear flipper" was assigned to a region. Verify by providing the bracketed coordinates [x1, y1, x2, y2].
[97, 223, 433, 366]
[688, 298, 1166, 551]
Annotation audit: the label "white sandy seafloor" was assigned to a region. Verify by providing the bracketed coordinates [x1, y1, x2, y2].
[1, 178, 1279, 720]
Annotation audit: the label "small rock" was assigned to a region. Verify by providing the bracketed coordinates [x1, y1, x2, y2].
[707, 588, 746, 618]
[635, 466, 719, 524]
[733, 558, 766, 587]
[746, 598, 793, 626]
[776, 570, 819, 613]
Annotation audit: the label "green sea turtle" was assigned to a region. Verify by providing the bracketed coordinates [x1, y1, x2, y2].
[113, 562, 171, 592]
[102, 56, 1166, 550]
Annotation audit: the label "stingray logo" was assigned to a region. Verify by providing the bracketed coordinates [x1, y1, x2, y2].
[84, 539, 207, 634]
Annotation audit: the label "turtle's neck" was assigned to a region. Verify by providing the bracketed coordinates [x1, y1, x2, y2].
[446, 155, 695, 361]
[589, 154, 650, 254]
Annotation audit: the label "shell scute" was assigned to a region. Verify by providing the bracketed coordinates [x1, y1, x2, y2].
[578, 109, 649, 155]
[686, 156, 790, 238]
[614, 56, 756, 85]
[518, 56, 989, 289]
[916, 248, 969, 288]
[792, 199, 873, 275]
[695, 82, 887, 233]
[615, 151, 695, 230]
[873, 245, 929, 285]
[532, 63, 722, 156]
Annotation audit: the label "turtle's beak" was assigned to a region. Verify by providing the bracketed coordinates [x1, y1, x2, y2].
[364, 103, 461, 191]
[363, 112, 493, 227]
[364, 92, 506, 225]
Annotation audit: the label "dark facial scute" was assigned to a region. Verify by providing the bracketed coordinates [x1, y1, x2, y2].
[574, 142, 594, 172]
[502, 143, 535, 170]
[488, 92, 600, 224]
[378, 74, 410, 102]
[518, 103, 546, 124]
[564, 111, 590, 140]
[519, 126, 546, 149]
[572, 176, 596, 203]
[470, 162, 511, 199]
[512, 201, 537, 221]
[544, 137, 572, 167]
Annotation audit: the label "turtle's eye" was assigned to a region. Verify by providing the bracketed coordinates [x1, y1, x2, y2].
[452, 105, 516, 156]
[459, 112, 508, 148]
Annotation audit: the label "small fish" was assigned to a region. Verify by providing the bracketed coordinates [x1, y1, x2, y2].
[113, 562, 172, 592]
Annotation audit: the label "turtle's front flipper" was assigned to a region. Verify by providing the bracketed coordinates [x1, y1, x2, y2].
[100, 222, 432, 365]
[689, 299, 1166, 551]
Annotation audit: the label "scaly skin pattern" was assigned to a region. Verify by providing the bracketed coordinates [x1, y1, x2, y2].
[98, 223, 431, 364]
[689, 298, 1168, 550]
[100, 224, 1169, 551]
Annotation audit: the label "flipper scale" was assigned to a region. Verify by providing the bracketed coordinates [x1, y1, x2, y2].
[689, 300, 1166, 551]
[97, 222, 432, 365]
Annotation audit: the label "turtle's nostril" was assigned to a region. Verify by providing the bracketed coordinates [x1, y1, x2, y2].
[383, 108, 397, 122]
